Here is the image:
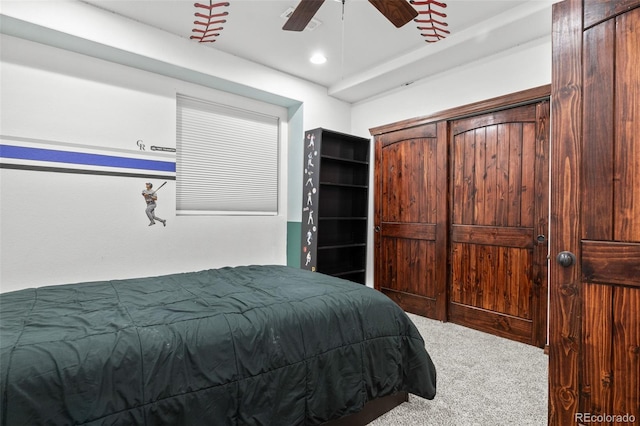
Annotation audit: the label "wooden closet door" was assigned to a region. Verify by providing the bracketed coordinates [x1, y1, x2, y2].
[449, 102, 549, 347]
[550, 0, 640, 423]
[374, 122, 447, 320]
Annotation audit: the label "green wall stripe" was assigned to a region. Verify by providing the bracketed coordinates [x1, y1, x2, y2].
[287, 221, 301, 268]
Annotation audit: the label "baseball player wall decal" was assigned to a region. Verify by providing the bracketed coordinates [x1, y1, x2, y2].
[142, 182, 167, 227]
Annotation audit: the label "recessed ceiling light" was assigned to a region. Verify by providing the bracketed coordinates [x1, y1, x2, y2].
[310, 53, 327, 65]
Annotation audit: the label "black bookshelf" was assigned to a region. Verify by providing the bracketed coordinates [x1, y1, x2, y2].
[300, 128, 370, 284]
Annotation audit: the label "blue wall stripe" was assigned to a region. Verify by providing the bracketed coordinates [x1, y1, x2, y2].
[0, 145, 175, 172]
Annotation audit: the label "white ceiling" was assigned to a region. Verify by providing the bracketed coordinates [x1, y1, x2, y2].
[80, 0, 557, 103]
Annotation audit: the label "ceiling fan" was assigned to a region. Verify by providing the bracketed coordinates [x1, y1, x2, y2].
[283, 0, 419, 31]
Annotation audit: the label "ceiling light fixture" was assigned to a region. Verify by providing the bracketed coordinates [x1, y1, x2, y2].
[310, 53, 327, 65]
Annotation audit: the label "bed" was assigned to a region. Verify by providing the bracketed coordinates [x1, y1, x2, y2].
[0, 265, 436, 425]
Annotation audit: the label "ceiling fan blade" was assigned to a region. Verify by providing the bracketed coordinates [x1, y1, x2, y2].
[283, 0, 326, 31]
[368, 0, 418, 28]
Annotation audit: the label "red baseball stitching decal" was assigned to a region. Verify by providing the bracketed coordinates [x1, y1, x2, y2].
[190, 2, 229, 43]
[411, 0, 449, 43]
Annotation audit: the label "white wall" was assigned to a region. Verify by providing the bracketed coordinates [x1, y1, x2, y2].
[0, 36, 282, 291]
[351, 36, 553, 286]
[0, 1, 352, 292]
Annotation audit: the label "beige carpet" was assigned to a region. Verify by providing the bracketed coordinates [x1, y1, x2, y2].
[370, 313, 548, 426]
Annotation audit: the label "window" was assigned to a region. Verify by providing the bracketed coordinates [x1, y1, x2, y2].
[176, 94, 279, 215]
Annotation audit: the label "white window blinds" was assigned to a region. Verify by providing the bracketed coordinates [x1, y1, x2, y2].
[176, 94, 279, 215]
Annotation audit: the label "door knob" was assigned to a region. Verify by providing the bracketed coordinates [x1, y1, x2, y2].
[556, 251, 576, 267]
[374, 226, 381, 232]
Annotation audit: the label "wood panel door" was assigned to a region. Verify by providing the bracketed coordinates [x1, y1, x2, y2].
[449, 102, 549, 347]
[550, 0, 640, 423]
[374, 122, 448, 320]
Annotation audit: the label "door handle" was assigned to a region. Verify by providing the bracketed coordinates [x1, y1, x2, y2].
[556, 251, 576, 267]
[374, 226, 381, 232]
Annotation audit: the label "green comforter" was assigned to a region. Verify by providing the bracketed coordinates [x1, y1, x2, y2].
[0, 265, 436, 425]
